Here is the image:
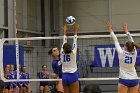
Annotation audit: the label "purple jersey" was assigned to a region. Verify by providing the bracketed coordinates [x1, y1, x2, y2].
[52, 60, 62, 77]
[21, 72, 30, 85]
[9, 71, 17, 86]
[38, 71, 48, 83]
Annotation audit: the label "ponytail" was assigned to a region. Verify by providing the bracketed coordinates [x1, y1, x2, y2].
[48, 49, 53, 55]
[132, 42, 140, 49]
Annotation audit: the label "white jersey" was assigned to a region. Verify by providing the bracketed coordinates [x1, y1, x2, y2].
[61, 35, 77, 73]
[110, 32, 138, 79]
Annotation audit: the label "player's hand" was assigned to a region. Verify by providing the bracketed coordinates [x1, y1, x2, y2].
[19, 84, 22, 88]
[105, 23, 113, 32]
[63, 24, 67, 35]
[45, 71, 50, 77]
[73, 23, 79, 35]
[121, 23, 128, 33]
[50, 73, 58, 78]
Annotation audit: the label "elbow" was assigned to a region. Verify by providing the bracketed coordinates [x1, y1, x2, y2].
[117, 50, 123, 54]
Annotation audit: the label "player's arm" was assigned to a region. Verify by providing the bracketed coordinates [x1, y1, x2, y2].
[48, 71, 58, 79]
[106, 23, 123, 54]
[61, 24, 67, 53]
[121, 23, 134, 42]
[50, 65, 58, 78]
[38, 71, 44, 79]
[121, 23, 137, 54]
[26, 73, 30, 84]
[72, 23, 79, 53]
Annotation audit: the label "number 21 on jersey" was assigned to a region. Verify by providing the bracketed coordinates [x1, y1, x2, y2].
[124, 56, 132, 64]
[64, 55, 70, 62]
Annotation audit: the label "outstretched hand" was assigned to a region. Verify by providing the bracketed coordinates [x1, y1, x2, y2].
[121, 23, 128, 33]
[105, 23, 113, 32]
[73, 23, 79, 35]
[63, 24, 67, 35]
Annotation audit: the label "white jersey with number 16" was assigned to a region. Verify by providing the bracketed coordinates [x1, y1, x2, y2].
[61, 35, 77, 73]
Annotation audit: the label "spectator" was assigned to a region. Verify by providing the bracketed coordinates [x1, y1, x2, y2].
[38, 65, 49, 93]
[48, 47, 63, 93]
[4, 66, 11, 93]
[9, 64, 19, 93]
[21, 66, 31, 93]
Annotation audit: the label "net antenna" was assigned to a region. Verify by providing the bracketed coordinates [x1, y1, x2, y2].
[0, 39, 5, 80]
[14, 0, 20, 80]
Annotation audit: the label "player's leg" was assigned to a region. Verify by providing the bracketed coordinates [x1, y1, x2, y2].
[22, 86, 26, 93]
[68, 72, 79, 93]
[13, 86, 19, 93]
[44, 85, 48, 93]
[39, 86, 44, 93]
[69, 81, 79, 93]
[63, 86, 70, 93]
[9, 85, 13, 93]
[118, 78, 129, 93]
[118, 83, 128, 93]
[129, 79, 139, 93]
[4, 88, 9, 93]
[26, 84, 31, 93]
[57, 80, 64, 93]
[40, 82, 44, 93]
[129, 84, 139, 93]
[4, 89, 9, 93]
[62, 73, 70, 93]
[4, 83, 10, 93]
[18, 84, 23, 93]
[19, 87, 23, 93]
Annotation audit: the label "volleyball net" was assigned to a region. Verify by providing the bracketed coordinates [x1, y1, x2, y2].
[1, 33, 140, 83]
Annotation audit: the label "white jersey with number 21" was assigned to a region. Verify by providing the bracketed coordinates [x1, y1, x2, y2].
[111, 31, 138, 79]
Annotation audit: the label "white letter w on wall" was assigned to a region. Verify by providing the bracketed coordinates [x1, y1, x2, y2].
[97, 48, 116, 67]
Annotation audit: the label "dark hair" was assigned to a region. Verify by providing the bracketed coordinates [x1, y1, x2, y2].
[83, 84, 102, 93]
[42, 65, 47, 68]
[133, 42, 140, 50]
[48, 48, 53, 55]
[63, 43, 72, 54]
[125, 40, 134, 52]
[125, 40, 140, 52]
[4, 66, 8, 70]
[48, 47, 59, 55]
[21, 66, 26, 72]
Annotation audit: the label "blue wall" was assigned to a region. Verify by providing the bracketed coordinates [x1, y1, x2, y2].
[3, 45, 24, 67]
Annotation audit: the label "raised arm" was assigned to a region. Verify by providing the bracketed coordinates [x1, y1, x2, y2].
[121, 23, 134, 42]
[72, 23, 79, 53]
[121, 23, 137, 54]
[105, 23, 123, 54]
[61, 24, 67, 53]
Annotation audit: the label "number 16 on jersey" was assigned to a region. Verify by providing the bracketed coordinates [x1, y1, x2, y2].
[64, 55, 70, 62]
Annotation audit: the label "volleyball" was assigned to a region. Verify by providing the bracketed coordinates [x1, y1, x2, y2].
[66, 16, 76, 25]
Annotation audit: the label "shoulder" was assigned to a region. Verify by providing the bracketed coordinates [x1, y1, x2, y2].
[52, 60, 57, 65]
[25, 72, 29, 75]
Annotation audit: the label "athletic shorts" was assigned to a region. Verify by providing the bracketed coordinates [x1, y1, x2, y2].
[17, 82, 22, 88]
[62, 72, 78, 86]
[22, 84, 28, 88]
[4, 84, 11, 90]
[119, 78, 139, 87]
[59, 74, 62, 78]
[40, 82, 48, 87]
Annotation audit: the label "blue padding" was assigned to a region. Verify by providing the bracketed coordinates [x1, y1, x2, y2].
[3, 45, 24, 67]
